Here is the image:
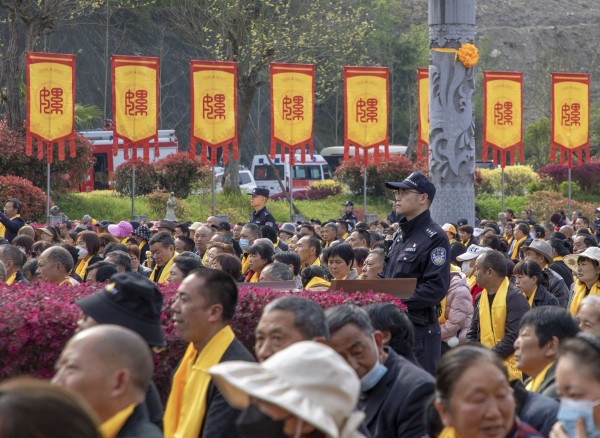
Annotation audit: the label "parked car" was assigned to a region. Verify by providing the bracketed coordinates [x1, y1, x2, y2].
[214, 167, 257, 193]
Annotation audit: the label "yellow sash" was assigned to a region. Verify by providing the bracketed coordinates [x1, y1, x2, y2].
[75, 255, 92, 280]
[504, 235, 514, 246]
[311, 257, 321, 267]
[305, 276, 331, 289]
[479, 277, 522, 380]
[439, 296, 447, 324]
[5, 272, 17, 286]
[554, 256, 564, 262]
[525, 361, 554, 392]
[510, 236, 526, 260]
[438, 427, 457, 438]
[249, 271, 259, 283]
[201, 250, 209, 266]
[241, 252, 251, 275]
[150, 252, 177, 284]
[164, 326, 235, 438]
[467, 274, 476, 288]
[0, 214, 20, 238]
[526, 286, 537, 308]
[100, 403, 136, 438]
[570, 280, 600, 316]
[121, 237, 130, 244]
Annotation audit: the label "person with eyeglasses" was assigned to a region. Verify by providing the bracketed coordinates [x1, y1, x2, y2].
[382, 171, 450, 375]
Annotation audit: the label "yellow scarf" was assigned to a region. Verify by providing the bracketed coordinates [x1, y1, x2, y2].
[249, 271, 259, 283]
[479, 277, 522, 380]
[504, 235, 514, 246]
[100, 403, 136, 438]
[341, 233, 348, 240]
[510, 236, 526, 260]
[305, 276, 331, 289]
[570, 279, 600, 316]
[467, 274, 476, 288]
[75, 255, 92, 279]
[554, 256, 564, 262]
[438, 427, 457, 438]
[60, 277, 78, 286]
[201, 250, 209, 266]
[526, 286, 537, 308]
[525, 361, 554, 392]
[0, 214, 20, 238]
[150, 252, 177, 284]
[164, 326, 235, 438]
[311, 257, 321, 267]
[121, 237, 130, 244]
[439, 296, 447, 324]
[462, 237, 472, 247]
[241, 252, 251, 275]
[5, 272, 17, 286]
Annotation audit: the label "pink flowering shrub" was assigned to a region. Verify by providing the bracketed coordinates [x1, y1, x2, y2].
[0, 281, 404, 402]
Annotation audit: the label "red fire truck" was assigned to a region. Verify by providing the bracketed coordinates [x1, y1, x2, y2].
[78, 130, 179, 192]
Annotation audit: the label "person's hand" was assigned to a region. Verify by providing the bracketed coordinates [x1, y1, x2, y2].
[550, 419, 589, 438]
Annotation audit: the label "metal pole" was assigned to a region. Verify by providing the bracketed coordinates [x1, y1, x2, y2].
[289, 163, 294, 221]
[211, 165, 216, 215]
[131, 163, 136, 220]
[363, 167, 367, 220]
[46, 162, 51, 219]
[501, 167, 505, 212]
[568, 168, 572, 218]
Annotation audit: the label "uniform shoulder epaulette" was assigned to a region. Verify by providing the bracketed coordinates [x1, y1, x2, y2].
[425, 228, 438, 238]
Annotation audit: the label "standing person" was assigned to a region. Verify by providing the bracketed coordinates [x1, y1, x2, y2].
[0, 198, 24, 243]
[382, 171, 450, 374]
[341, 201, 357, 225]
[248, 187, 278, 232]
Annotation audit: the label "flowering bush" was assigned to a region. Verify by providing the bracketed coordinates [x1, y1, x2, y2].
[304, 179, 345, 200]
[0, 281, 404, 402]
[334, 154, 416, 196]
[113, 158, 159, 196]
[0, 123, 94, 194]
[0, 176, 49, 221]
[477, 165, 538, 196]
[538, 160, 600, 193]
[526, 191, 596, 223]
[155, 153, 212, 198]
[457, 43, 479, 68]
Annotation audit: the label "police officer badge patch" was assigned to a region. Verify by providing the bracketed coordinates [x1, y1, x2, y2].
[431, 247, 447, 266]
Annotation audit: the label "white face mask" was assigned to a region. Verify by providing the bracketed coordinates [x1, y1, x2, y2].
[77, 246, 88, 258]
[461, 260, 474, 277]
[557, 398, 600, 437]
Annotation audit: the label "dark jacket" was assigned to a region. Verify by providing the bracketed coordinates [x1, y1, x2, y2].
[523, 362, 558, 400]
[531, 284, 560, 308]
[359, 348, 435, 438]
[0, 213, 24, 243]
[511, 379, 558, 437]
[550, 260, 574, 290]
[386, 211, 401, 224]
[14, 270, 30, 286]
[145, 380, 164, 430]
[467, 282, 530, 359]
[545, 268, 569, 308]
[117, 403, 163, 438]
[199, 337, 255, 438]
[83, 254, 104, 282]
[249, 207, 278, 232]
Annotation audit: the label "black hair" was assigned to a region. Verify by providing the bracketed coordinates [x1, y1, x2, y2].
[175, 236, 196, 252]
[327, 243, 354, 266]
[480, 250, 507, 277]
[519, 306, 579, 347]
[273, 251, 301, 276]
[87, 261, 119, 282]
[301, 235, 322, 258]
[259, 225, 278, 244]
[248, 242, 274, 263]
[353, 247, 369, 267]
[353, 229, 371, 247]
[148, 231, 175, 249]
[558, 331, 600, 382]
[547, 238, 571, 257]
[366, 303, 414, 358]
[264, 296, 328, 339]
[173, 255, 203, 277]
[513, 260, 549, 289]
[190, 269, 238, 321]
[104, 250, 133, 273]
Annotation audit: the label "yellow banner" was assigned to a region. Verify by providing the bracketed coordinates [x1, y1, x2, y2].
[191, 63, 236, 146]
[345, 67, 389, 149]
[485, 74, 522, 150]
[417, 68, 429, 161]
[27, 55, 74, 142]
[553, 77, 589, 150]
[112, 56, 159, 145]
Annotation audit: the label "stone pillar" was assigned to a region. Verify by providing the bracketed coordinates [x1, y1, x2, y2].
[428, 0, 476, 226]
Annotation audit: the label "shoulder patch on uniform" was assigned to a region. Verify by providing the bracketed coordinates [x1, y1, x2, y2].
[425, 228, 437, 238]
[431, 247, 447, 266]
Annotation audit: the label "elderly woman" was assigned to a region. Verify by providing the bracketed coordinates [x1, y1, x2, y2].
[327, 243, 359, 281]
[434, 344, 542, 438]
[167, 255, 203, 284]
[564, 247, 600, 316]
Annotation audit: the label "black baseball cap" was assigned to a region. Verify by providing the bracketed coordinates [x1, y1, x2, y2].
[211, 221, 231, 232]
[249, 187, 270, 198]
[343, 201, 354, 207]
[385, 171, 436, 201]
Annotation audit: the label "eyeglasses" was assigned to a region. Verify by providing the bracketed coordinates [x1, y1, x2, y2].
[395, 189, 422, 198]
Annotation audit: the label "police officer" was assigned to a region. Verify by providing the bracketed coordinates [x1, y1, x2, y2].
[249, 187, 278, 232]
[382, 172, 450, 375]
[341, 201, 357, 225]
[595, 207, 600, 243]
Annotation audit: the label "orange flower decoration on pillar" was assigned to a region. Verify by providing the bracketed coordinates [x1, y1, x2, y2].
[457, 43, 479, 68]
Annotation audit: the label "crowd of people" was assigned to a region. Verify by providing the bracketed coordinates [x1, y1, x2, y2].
[1, 175, 600, 437]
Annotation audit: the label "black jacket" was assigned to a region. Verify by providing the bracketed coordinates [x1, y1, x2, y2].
[523, 362, 558, 400]
[467, 282, 530, 359]
[531, 284, 560, 308]
[359, 348, 435, 438]
[511, 379, 558, 437]
[550, 260, 574, 290]
[546, 268, 569, 307]
[117, 403, 163, 438]
[0, 213, 24, 243]
[199, 337, 255, 438]
[249, 207, 278, 232]
[14, 271, 30, 286]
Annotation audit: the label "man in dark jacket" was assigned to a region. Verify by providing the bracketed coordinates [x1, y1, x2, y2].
[0, 244, 29, 285]
[53, 325, 162, 438]
[326, 304, 435, 438]
[0, 198, 24, 243]
[165, 269, 255, 437]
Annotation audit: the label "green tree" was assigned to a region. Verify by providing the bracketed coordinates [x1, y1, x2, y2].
[167, 0, 371, 191]
[523, 117, 551, 169]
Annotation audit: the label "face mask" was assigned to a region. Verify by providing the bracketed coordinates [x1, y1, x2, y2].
[236, 403, 287, 438]
[240, 239, 250, 251]
[360, 336, 388, 392]
[77, 246, 88, 258]
[461, 261, 474, 277]
[557, 398, 600, 437]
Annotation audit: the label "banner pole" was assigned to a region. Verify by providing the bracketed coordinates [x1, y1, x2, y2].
[46, 162, 51, 220]
[501, 167, 505, 212]
[568, 168, 572, 219]
[289, 163, 294, 222]
[131, 162, 136, 220]
[211, 165, 216, 216]
[363, 167, 367, 220]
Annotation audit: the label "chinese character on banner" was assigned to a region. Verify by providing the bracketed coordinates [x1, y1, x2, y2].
[270, 63, 314, 165]
[112, 55, 159, 162]
[190, 61, 237, 164]
[482, 71, 523, 168]
[26, 52, 76, 163]
[551, 73, 590, 168]
[344, 66, 389, 165]
[416, 68, 429, 162]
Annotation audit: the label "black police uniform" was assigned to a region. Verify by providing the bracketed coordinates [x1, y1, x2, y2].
[249, 207, 278, 232]
[341, 211, 357, 225]
[382, 209, 450, 375]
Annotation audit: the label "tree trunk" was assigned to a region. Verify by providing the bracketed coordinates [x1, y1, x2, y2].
[5, 10, 22, 131]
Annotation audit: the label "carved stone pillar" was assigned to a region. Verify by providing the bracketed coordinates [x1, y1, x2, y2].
[428, 0, 477, 226]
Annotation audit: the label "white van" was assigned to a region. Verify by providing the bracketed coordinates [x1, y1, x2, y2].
[214, 167, 257, 193]
[251, 154, 332, 195]
[320, 145, 408, 172]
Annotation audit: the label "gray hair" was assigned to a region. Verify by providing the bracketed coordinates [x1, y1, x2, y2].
[581, 295, 600, 309]
[254, 238, 274, 250]
[104, 250, 132, 272]
[0, 260, 6, 282]
[264, 296, 329, 340]
[325, 304, 374, 336]
[261, 263, 293, 281]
